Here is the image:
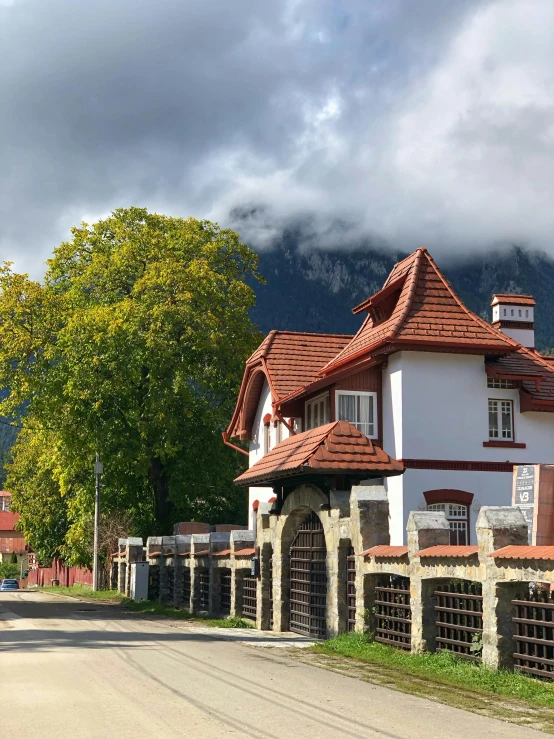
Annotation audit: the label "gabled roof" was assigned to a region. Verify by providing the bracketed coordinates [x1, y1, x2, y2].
[227, 331, 352, 439]
[320, 248, 517, 376]
[0, 511, 19, 530]
[234, 420, 404, 486]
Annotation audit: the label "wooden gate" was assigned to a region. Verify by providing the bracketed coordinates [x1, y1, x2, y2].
[289, 511, 327, 638]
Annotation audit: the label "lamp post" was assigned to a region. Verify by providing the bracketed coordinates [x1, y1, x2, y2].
[92, 454, 103, 591]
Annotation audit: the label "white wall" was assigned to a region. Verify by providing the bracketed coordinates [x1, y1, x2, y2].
[397, 352, 554, 463]
[247, 378, 296, 530]
[382, 351, 554, 543]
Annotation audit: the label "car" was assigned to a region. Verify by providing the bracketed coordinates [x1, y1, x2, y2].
[0, 579, 19, 591]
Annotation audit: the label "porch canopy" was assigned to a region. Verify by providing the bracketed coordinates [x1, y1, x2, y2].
[234, 420, 404, 487]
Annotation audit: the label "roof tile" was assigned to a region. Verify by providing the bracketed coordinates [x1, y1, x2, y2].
[235, 420, 403, 485]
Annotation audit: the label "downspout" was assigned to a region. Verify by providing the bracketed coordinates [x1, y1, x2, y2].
[221, 430, 249, 457]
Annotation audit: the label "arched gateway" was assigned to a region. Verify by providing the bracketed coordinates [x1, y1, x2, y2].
[289, 511, 327, 638]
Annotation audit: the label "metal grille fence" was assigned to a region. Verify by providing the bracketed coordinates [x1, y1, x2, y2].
[182, 568, 191, 605]
[347, 547, 356, 632]
[435, 581, 483, 661]
[374, 575, 411, 649]
[220, 570, 232, 614]
[148, 566, 160, 601]
[513, 588, 554, 678]
[290, 511, 327, 638]
[166, 566, 174, 603]
[242, 575, 257, 620]
[198, 571, 210, 611]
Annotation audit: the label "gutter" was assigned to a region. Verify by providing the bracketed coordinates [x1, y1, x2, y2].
[221, 431, 249, 457]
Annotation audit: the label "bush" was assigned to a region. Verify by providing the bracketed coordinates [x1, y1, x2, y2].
[0, 561, 19, 580]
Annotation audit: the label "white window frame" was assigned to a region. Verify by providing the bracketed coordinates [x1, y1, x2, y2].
[335, 390, 378, 439]
[488, 398, 514, 441]
[427, 503, 469, 544]
[305, 393, 330, 431]
[487, 377, 516, 389]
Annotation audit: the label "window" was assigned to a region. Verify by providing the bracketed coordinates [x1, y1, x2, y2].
[0, 496, 9, 511]
[427, 503, 469, 544]
[264, 421, 271, 454]
[275, 420, 282, 445]
[336, 391, 377, 438]
[488, 399, 513, 440]
[487, 377, 515, 389]
[503, 308, 507, 316]
[306, 394, 329, 430]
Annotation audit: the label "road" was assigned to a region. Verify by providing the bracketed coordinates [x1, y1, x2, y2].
[0, 591, 546, 739]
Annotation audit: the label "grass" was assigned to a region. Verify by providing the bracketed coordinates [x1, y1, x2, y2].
[38, 584, 124, 601]
[313, 632, 554, 709]
[122, 599, 254, 628]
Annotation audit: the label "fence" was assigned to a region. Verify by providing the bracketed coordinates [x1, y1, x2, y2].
[242, 575, 257, 620]
[374, 575, 411, 650]
[24, 559, 97, 589]
[513, 587, 554, 678]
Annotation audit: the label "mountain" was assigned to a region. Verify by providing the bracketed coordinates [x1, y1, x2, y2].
[250, 239, 554, 352]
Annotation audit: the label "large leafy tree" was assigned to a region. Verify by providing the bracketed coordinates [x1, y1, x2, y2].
[0, 208, 261, 563]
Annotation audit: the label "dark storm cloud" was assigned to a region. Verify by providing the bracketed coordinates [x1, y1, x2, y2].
[0, 0, 552, 272]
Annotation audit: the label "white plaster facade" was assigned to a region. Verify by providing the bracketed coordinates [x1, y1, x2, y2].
[245, 350, 554, 543]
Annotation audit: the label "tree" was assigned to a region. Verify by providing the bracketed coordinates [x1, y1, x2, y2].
[1, 208, 261, 564]
[0, 562, 19, 580]
[10, 551, 18, 564]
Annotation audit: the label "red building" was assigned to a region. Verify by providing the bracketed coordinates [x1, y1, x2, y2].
[0, 491, 27, 562]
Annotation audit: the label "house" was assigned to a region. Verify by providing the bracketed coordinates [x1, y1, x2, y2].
[0, 491, 27, 564]
[225, 247, 554, 545]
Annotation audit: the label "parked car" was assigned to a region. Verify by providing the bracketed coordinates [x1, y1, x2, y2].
[0, 579, 19, 591]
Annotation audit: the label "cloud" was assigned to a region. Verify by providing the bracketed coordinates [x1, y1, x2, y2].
[0, 0, 552, 274]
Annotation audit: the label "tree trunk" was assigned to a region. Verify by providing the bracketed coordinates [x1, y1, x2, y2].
[149, 457, 173, 533]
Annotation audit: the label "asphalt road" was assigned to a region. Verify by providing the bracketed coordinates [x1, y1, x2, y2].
[0, 591, 546, 739]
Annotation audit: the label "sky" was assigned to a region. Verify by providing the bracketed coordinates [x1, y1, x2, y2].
[0, 0, 553, 273]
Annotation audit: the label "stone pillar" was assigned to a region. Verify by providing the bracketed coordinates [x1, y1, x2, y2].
[350, 486, 390, 633]
[257, 533, 273, 631]
[158, 536, 175, 603]
[476, 507, 528, 669]
[231, 569, 246, 617]
[407, 511, 450, 653]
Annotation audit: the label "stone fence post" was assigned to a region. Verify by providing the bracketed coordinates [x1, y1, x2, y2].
[350, 485, 391, 633]
[191, 533, 210, 612]
[117, 538, 127, 594]
[174, 535, 191, 608]
[407, 511, 450, 653]
[477, 507, 528, 669]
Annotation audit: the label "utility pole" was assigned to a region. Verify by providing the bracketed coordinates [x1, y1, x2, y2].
[92, 454, 103, 591]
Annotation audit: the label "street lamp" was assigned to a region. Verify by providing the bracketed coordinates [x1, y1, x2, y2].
[92, 454, 103, 591]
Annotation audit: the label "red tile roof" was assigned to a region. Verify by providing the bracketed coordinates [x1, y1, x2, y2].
[360, 545, 408, 558]
[489, 546, 554, 560]
[487, 348, 554, 408]
[248, 330, 353, 400]
[414, 545, 479, 557]
[321, 248, 516, 375]
[0, 511, 19, 530]
[234, 548, 255, 556]
[235, 420, 404, 485]
[212, 548, 232, 557]
[491, 294, 536, 307]
[227, 331, 352, 439]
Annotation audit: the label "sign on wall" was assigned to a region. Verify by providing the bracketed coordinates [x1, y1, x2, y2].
[513, 465, 535, 544]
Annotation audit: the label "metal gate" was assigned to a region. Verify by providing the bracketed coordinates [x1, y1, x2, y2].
[289, 511, 327, 638]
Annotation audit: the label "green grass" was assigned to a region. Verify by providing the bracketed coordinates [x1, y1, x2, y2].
[122, 599, 254, 628]
[314, 632, 554, 709]
[38, 584, 124, 601]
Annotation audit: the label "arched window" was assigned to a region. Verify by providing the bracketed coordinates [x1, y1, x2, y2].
[424, 490, 474, 545]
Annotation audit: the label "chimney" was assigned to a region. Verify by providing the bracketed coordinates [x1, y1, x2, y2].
[490, 293, 535, 349]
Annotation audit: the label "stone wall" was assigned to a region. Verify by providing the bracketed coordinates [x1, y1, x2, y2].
[114, 482, 554, 674]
